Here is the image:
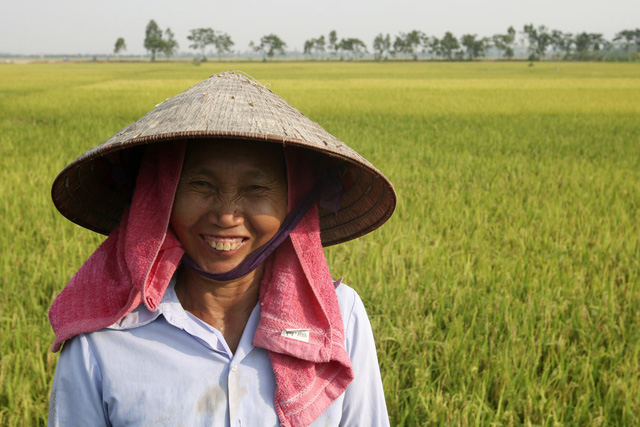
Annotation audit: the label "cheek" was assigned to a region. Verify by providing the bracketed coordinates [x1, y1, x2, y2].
[244, 196, 287, 232]
[170, 192, 203, 232]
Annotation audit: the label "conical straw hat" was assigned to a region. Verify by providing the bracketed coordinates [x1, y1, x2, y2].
[51, 71, 396, 246]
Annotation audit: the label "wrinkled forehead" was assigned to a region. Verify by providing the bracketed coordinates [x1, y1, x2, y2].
[182, 139, 286, 180]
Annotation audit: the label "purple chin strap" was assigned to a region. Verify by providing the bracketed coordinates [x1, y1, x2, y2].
[181, 170, 343, 282]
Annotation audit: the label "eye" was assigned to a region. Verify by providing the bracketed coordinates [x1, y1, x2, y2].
[245, 184, 267, 191]
[191, 180, 212, 188]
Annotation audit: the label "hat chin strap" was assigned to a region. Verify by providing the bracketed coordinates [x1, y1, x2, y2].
[181, 170, 342, 282]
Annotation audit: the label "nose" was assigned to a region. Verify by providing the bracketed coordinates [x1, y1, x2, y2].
[208, 198, 244, 228]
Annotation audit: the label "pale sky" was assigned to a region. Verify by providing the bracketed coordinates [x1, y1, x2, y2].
[1, 0, 638, 55]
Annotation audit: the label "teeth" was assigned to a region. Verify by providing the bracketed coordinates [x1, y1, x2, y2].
[207, 239, 244, 251]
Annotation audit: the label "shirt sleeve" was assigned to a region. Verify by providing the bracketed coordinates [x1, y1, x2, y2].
[340, 289, 390, 426]
[48, 334, 110, 426]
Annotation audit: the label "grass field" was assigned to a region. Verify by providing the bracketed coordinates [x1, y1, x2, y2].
[1, 61, 639, 425]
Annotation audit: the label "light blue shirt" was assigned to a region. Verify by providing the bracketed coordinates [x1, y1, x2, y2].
[49, 278, 389, 426]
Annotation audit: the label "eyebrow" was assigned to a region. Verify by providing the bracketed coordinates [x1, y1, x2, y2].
[183, 165, 272, 181]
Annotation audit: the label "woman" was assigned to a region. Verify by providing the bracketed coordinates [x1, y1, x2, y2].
[48, 71, 396, 426]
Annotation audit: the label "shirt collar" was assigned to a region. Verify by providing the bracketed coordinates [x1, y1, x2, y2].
[107, 274, 261, 361]
[106, 275, 179, 331]
[107, 276, 341, 332]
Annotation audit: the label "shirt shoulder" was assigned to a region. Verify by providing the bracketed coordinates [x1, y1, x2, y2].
[335, 279, 358, 310]
[334, 281, 372, 350]
[332, 281, 390, 426]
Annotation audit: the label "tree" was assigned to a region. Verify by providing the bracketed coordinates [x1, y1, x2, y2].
[461, 34, 488, 60]
[114, 38, 127, 55]
[213, 32, 234, 59]
[350, 38, 368, 57]
[250, 34, 287, 60]
[303, 39, 314, 57]
[522, 24, 552, 60]
[314, 36, 326, 58]
[550, 30, 574, 59]
[328, 30, 339, 57]
[406, 30, 425, 60]
[303, 36, 325, 58]
[613, 29, 635, 55]
[187, 28, 216, 61]
[613, 29, 640, 58]
[574, 32, 606, 60]
[373, 33, 391, 60]
[338, 38, 367, 59]
[392, 30, 425, 60]
[392, 35, 405, 58]
[163, 28, 179, 59]
[425, 36, 441, 58]
[492, 26, 516, 59]
[144, 20, 166, 61]
[440, 32, 460, 60]
[573, 32, 591, 60]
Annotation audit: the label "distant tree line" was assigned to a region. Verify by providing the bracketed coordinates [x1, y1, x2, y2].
[114, 21, 640, 62]
[369, 26, 640, 61]
[302, 31, 368, 59]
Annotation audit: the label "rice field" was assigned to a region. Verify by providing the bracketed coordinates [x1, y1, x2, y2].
[1, 61, 639, 425]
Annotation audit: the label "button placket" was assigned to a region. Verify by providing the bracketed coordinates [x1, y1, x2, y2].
[228, 363, 239, 424]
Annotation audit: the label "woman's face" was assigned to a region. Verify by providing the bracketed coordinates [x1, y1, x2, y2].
[170, 140, 287, 276]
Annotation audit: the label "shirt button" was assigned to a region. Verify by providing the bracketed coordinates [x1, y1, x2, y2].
[231, 365, 238, 372]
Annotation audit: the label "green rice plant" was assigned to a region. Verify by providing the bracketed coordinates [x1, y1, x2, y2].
[1, 61, 638, 425]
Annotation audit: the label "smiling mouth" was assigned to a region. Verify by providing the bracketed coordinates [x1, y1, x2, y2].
[202, 236, 247, 252]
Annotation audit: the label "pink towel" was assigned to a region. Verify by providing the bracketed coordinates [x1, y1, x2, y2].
[49, 142, 353, 426]
[254, 149, 354, 426]
[49, 141, 186, 352]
